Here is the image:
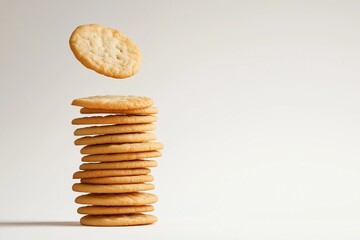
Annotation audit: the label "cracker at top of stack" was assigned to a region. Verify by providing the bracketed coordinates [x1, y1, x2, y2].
[72, 95, 153, 110]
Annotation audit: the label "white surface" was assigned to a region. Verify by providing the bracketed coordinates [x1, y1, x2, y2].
[0, 0, 360, 239]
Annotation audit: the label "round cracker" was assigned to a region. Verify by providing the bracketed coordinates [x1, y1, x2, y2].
[80, 142, 163, 155]
[74, 123, 156, 136]
[69, 24, 141, 79]
[72, 115, 157, 125]
[82, 151, 161, 162]
[80, 214, 157, 226]
[80, 160, 157, 170]
[75, 192, 158, 206]
[72, 183, 154, 193]
[77, 205, 154, 215]
[75, 133, 156, 146]
[80, 107, 158, 115]
[81, 174, 154, 185]
[73, 168, 151, 179]
[72, 95, 152, 110]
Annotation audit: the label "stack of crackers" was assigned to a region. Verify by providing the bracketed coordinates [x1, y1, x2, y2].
[71, 95, 163, 226]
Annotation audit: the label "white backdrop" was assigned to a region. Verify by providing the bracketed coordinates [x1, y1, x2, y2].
[0, 0, 359, 239]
